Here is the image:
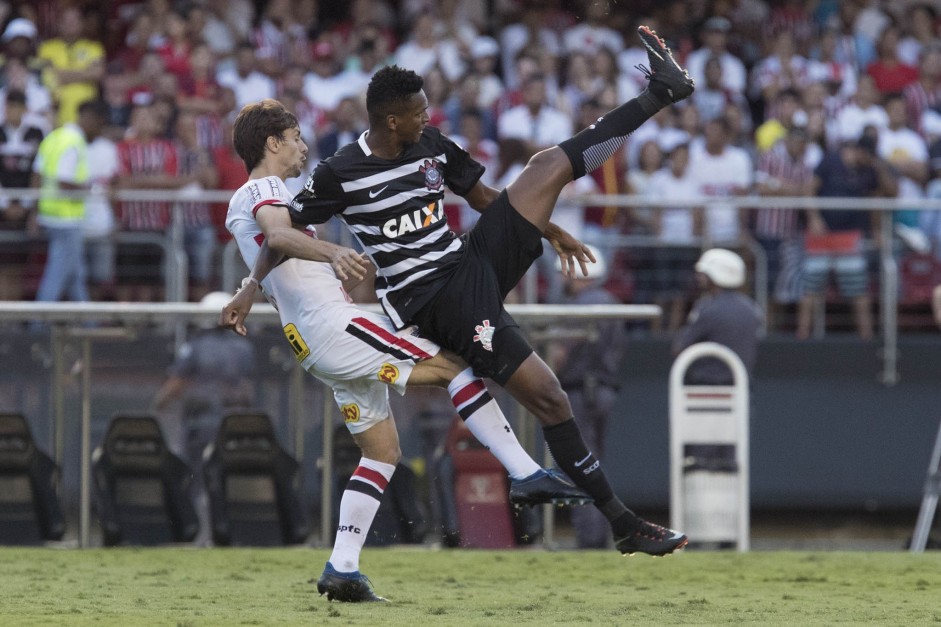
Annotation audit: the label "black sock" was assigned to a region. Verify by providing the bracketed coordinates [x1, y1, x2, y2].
[543, 418, 640, 529]
[558, 92, 664, 180]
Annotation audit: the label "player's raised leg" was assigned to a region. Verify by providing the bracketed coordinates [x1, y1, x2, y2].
[507, 26, 694, 233]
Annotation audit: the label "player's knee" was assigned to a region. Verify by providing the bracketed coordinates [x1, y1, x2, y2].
[527, 147, 573, 184]
[362, 442, 401, 466]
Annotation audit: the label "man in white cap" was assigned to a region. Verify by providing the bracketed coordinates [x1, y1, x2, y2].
[673, 248, 763, 385]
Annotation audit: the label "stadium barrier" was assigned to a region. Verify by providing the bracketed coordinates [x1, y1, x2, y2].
[0, 187, 930, 385]
[0, 301, 659, 547]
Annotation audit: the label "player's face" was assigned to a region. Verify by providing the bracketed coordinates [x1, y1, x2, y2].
[282, 126, 308, 178]
[395, 90, 429, 144]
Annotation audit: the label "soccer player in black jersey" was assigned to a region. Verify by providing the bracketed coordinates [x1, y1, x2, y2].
[234, 27, 694, 556]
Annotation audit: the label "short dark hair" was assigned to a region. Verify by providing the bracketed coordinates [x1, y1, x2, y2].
[366, 65, 424, 124]
[232, 99, 299, 172]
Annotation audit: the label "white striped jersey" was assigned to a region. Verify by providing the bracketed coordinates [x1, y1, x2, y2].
[289, 127, 485, 329]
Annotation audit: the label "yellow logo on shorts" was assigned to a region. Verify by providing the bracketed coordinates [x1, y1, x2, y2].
[377, 363, 400, 384]
[341, 403, 360, 423]
[283, 323, 310, 361]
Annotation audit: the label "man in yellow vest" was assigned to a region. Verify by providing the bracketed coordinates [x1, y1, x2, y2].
[32, 100, 109, 302]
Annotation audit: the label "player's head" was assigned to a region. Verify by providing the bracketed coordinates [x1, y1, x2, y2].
[233, 99, 306, 176]
[366, 65, 428, 142]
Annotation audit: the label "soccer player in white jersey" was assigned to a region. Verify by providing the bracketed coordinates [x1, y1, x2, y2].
[222, 100, 585, 603]
[229, 28, 695, 558]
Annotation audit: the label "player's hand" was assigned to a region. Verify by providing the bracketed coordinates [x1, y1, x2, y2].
[219, 284, 256, 336]
[330, 247, 372, 281]
[545, 223, 597, 278]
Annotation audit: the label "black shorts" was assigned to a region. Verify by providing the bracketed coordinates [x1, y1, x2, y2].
[413, 190, 543, 384]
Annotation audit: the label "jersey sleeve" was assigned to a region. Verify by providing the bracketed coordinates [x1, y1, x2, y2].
[438, 129, 486, 196]
[289, 161, 346, 225]
[242, 176, 293, 217]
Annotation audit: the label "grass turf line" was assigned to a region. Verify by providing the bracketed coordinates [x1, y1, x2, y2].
[0, 548, 940, 626]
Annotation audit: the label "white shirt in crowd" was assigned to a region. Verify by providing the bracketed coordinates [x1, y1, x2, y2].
[878, 126, 929, 200]
[686, 48, 748, 94]
[687, 143, 753, 243]
[835, 103, 889, 142]
[83, 136, 119, 239]
[648, 167, 700, 244]
[497, 104, 573, 148]
[216, 68, 276, 111]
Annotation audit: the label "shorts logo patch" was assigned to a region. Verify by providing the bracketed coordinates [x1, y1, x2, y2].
[377, 363, 400, 384]
[341, 403, 360, 424]
[283, 323, 310, 361]
[419, 159, 443, 191]
[473, 319, 495, 352]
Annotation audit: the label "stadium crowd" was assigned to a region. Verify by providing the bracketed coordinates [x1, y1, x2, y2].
[3, 0, 941, 334]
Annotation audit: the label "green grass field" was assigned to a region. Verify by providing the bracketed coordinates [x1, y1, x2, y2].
[1, 547, 940, 626]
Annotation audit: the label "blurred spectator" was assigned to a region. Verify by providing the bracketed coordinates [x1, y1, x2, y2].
[113, 102, 179, 302]
[498, 2, 563, 89]
[903, 45, 941, 137]
[673, 248, 762, 384]
[897, 3, 939, 67]
[593, 46, 639, 105]
[625, 138, 662, 236]
[422, 66, 451, 130]
[558, 51, 594, 120]
[316, 97, 365, 166]
[32, 99, 109, 303]
[563, 0, 624, 56]
[83, 133, 120, 301]
[0, 89, 44, 300]
[807, 26, 859, 101]
[750, 30, 810, 107]
[866, 23, 919, 95]
[686, 17, 747, 96]
[692, 55, 748, 124]
[450, 108, 498, 232]
[216, 42, 276, 111]
[547, 247, 625, 549]
[647, 139, 701, 332]
[878, 93, 930, 246]
[125, 51, 165, 108]
[834, 74, 888, 142]
[755, 88, 806, 153]
[491, 50, 540, 120]
[497, 73, 572, 153]
[0, 58, 53, 125]
[687, 117, 753, 245]
[829, 0, 876, 74]
[391, 12, 435, 76]
[753, 123, 817, 326]
[337, 23, 393, 99]
[797, 136, 898, 340]
[301, 40, 346, 114]
[155, 10, 194, 83]
[209, 117, 247, 243]
[252, 0, 306, 78]
[176, 43, 224, 150]
[37, 6, 105, 126]
[199, 0, 254, 57]
[1, 16, 40, 69]
[174, 111, 219, 302]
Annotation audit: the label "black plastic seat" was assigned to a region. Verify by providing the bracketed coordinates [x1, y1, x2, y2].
[203, 411, 309, 546]
[92, 413, 198, 546]
[0, 413, 64, 545]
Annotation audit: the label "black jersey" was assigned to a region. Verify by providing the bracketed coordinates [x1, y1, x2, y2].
[289, 127, 485, 328]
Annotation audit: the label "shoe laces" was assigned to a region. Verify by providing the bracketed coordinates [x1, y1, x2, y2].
[635, 63, 652, 79]
[635, 521, 669, 540]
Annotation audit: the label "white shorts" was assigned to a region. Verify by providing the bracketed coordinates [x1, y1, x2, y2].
[291, 309, 440, 435]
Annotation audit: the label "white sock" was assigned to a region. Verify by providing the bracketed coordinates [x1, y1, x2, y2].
[328, 457, 396, 573]
[447, 368, 541, 480]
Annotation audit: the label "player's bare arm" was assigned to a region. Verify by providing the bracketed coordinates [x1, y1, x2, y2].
[257, 204, 371, 282]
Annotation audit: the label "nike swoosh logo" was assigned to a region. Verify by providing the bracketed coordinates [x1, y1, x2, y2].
[574, 453, 592, 468]
[368, 185, 389, 198]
